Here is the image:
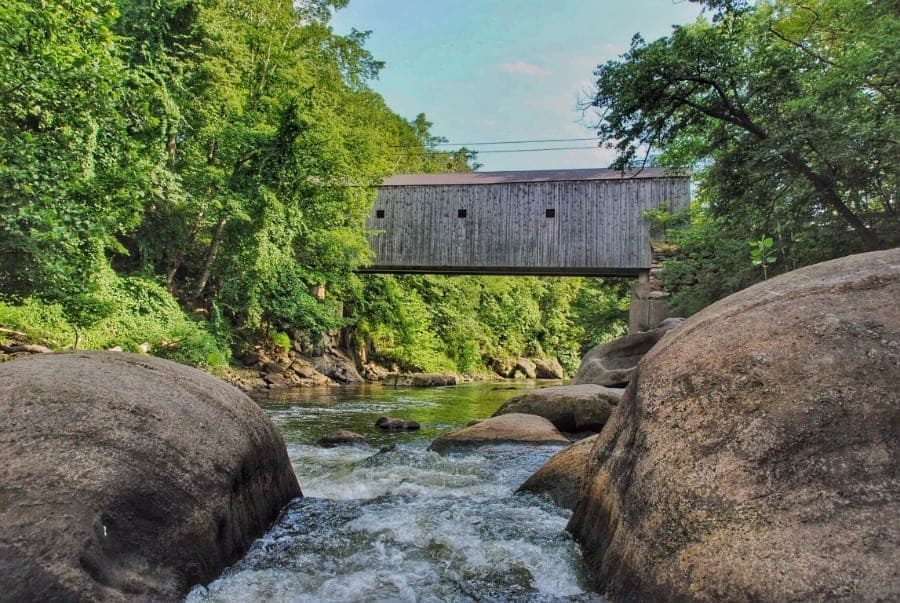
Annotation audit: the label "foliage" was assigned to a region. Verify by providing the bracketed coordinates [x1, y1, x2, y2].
[658, 213, 757, 316]
[348, 275, 629, 375]
[570, 278, 630, 354]
[349, 275, 455, 372]
[0, 273, 228, 367]
[0, 0, 153, 324]
[589, 0, 898, 314]
[749, 235, 776, 279]
[0, 0, 643, 375]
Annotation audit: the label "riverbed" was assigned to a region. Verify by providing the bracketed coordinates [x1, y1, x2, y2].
[187, 382, 601, 602]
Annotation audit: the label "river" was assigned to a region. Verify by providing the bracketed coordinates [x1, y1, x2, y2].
[187, 382, 602, 602]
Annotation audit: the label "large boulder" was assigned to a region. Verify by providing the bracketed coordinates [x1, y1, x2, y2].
[518, 434, 600, 510]
[572, 323, 677, 387]
[533, 357, 565, 379]
[489, 357, 518, 378]
[492, 384, 623, 432]
[311, 348, 364, 384]
[568, 249, 900, 602]
[430, 413, 569, 452]
[513, 357, 537, 379]
[0, 352, 301, 601]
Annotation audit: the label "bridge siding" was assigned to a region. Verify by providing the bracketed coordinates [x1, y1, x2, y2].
[365, 176, 689, 276]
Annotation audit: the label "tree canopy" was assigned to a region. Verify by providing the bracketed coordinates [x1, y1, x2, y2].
[0, 0, 620, 374]
[591, 0, 897, 252]
[588, 0, 898, 313]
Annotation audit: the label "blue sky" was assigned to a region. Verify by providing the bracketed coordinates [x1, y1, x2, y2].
[330, 1, 704, 171]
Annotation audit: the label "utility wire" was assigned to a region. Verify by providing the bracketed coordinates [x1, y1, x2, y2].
[391, 136, 598, 148]
[395, 145, 602, 155]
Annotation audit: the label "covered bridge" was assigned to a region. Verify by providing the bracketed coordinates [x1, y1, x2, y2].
[361, 168, 690, 277]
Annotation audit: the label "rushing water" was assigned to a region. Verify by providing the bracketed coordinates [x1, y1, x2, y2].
[188, 382, 601, 602]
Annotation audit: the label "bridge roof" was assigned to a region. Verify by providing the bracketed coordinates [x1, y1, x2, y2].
[382, 167, 684, 186]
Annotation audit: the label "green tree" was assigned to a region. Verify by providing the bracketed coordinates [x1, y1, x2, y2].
[0, 0, 157, 326]
[589, 0, 898, 253]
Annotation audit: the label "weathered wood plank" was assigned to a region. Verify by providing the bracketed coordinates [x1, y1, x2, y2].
[363, 170, 690, 276]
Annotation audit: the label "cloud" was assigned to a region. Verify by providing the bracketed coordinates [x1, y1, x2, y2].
[498, 61, 550, 77]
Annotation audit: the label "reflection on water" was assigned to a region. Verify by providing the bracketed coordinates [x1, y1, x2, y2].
[187, 382, 602, 602]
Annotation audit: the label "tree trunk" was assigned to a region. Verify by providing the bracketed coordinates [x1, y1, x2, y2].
[779, 150, 882, 250]
[166, 255, 181, 293]
[207, 139, 217, 165]
[166, 126, 177, 168]
[194, 215, 227, 299]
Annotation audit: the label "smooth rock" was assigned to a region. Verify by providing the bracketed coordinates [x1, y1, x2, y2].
[375, 417, 421, 431]
[361, 362, 390, 381]
[489, 357, 517, 378]
[289, 359, 320, 379]
[429, 413, 569, 452]
[518, 434, 600, 509]
[513, 357, 537, 379]
[533, 357, 565, 379]
[263, 371, 287, 388]
[571, 323, 677, 387]
[312, 348, 364, 384]
[655, 317, 685, 330]
[492, 384, 623, 432]
[0, 352, 301, 601]
[316, 429, 370, 448]
[568, 249, 900, 602]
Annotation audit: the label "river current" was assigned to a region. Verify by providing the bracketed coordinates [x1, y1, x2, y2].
[187, 382, 602, 602]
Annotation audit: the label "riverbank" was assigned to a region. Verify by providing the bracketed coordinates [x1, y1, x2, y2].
[0, 323, 566, 396]
[216, 337, 568, 396]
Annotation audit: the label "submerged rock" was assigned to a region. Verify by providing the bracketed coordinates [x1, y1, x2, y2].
[375, 417, 421, 431]
[0, 351, 301, 601]
[492, 384, 622, 432]
[571, 323, 678, 387]
[429, 413, 569, 452]
[316, 429, 370, 448]
[568, 249, 900, 601]
[384, 372, 458, 387]
[518, 434, 599, 510]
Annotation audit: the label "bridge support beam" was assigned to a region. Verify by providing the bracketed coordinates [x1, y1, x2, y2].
[628, 269, 670, 332]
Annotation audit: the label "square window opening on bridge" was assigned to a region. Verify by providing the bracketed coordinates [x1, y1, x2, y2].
[545, 208, 556, 218]
[458, 209, 467, 218]
[376, 209, 385, 219]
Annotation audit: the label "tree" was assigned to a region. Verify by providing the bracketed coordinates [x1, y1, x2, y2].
[589, 0, 898, 252]
[0, 0, 154, 322]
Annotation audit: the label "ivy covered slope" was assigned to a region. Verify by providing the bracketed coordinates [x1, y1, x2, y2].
[0, 0, 626, 374]
[591, 0, 898, 315]
[350, 275, 630, 376]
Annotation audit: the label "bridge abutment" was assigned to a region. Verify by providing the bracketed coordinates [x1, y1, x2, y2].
[628, 247, 674, 332]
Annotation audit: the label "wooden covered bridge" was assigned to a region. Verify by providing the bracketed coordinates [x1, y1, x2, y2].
[362, 168, 690, 276]
[360, 168, 691, 330]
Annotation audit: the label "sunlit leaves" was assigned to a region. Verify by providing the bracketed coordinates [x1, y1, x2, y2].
[590, 0, 898, 252]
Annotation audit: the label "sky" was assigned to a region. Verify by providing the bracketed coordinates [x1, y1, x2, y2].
[330, 0, 705, 172]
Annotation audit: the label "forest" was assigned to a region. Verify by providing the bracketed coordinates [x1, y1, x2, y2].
[0, 0, 896, 374]
[0, 0, 629, 375]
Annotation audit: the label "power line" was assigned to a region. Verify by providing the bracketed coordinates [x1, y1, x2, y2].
[469, 145, 602, 154]
[392, 136, 599, 148]
[396, 145, 602, 155]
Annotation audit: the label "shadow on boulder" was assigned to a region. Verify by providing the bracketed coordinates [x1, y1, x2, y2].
[0, 352, 301, 601]
[568, 249, 900, 601]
